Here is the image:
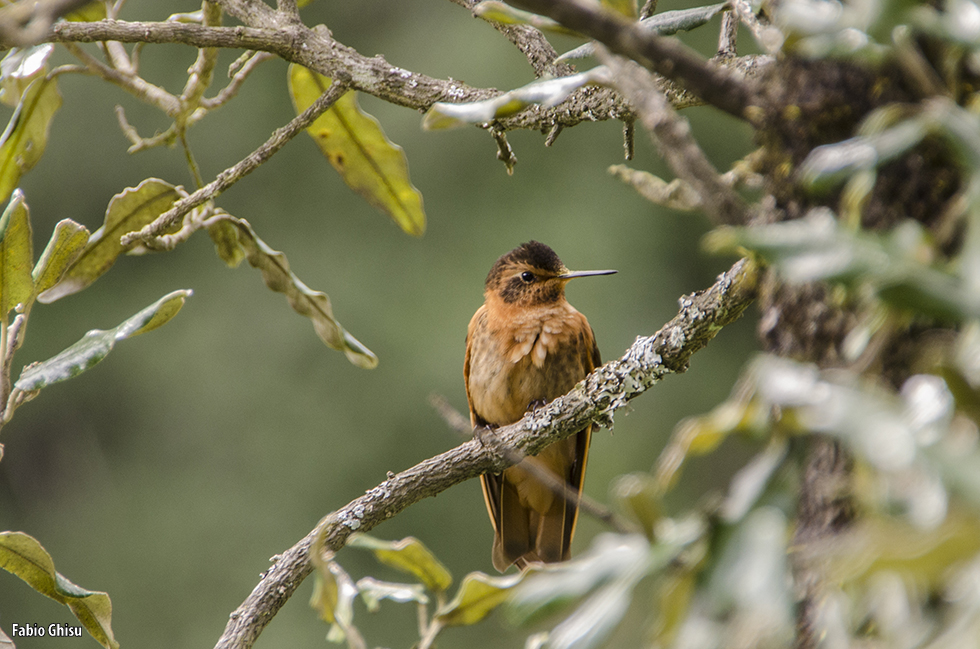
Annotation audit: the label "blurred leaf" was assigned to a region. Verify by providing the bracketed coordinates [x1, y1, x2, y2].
[206, 216, 245, 268]
[558, 4, 726, 61]
[65, 1, 107, 21]
[310, 559, 358, 642]
[0, 531, 119, 649]
[0, 44, 53, 106]
[546, 573, 639, 649]
[14, 289, 192, 392]
[0, 189, 32, 316]
[38, 178, 180, 303]
[719, 438, 789, 523]
[31, 219, 90, 297]
[288, 64, 425, 236]
[508, 534, 650, 626]
[799, 115, 929, 193]
[423, 67, 611, 130]
[608, 165, 701, 211]
[436, 571, 526, 626]
[0, 628, 12, 649]
[210, 214, 378, 369]
[610, 473, 661, 538]
[347, 534, 452, 592]
[707, 210, 980, 322]
[649, 571, 695, 648]
[472, 1, 578, 34]
[818, 510, 980, 590]
[355, 577, 428, 612]
[0, 75, 60, 205]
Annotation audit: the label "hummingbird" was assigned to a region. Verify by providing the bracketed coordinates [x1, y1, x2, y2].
[464, 241, 615, 571]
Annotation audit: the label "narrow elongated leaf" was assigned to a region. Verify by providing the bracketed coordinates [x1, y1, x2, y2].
[0, 44, 54, 106]
[347, 534, 452, 592]
[31, 219, 90, 296]
[0, 75, 60, 205]
[0, 189, 32, 316]
[472, 1, 578, 34]
[0, 531, 119, 649]
[558, 4, 726, 61]
[423, 67, 611, 130]
[435, 571, 526, 626]
[15, 289, 191, 392]
[210, 214, 378, 368]
[39, 179, 180, 303]
[288, 64, 425, 236]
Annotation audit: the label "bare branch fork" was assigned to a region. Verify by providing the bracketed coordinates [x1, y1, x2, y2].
[213, 257, 759, 649]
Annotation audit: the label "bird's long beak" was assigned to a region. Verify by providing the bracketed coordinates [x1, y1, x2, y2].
[559, 269, 617, 279]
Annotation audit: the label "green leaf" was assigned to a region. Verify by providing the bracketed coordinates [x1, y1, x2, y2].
[423, 67, 611, 130]
[206, 216, 245, 268]
[0, 74, 60, 205]
[31, 218, 90, 296]
[38, 178, 180, 303]
[14, 289, 192, 392]
[309, 559, 358, 641]
[435, 571, 526, 626]
[355, 577, 429, 612]
[707, 210, 980, 322]
[472, 1, 579, 34]
[0, 44, 54, 106]
[288, 64, 426, 237]
[558, 4, 726, 61]
[0, 531, 119, 649]
[209, 214, 377, 368]
[347, 534, 452, 592]
[0, 189, 33, 316]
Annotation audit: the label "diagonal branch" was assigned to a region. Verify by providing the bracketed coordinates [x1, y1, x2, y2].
[212, 257, 759, 649]
[601, 51, 752, 226]
[120, 80, 348, 247]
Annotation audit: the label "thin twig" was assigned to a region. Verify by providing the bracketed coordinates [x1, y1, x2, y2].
[62, 41, 180, 115]
[490, 125, 518, 175]
[211, 257, 758, 649]
[428, 394, 635, 534]
[717, 7, 738, 58]
[600, 50, 752, 226]
[121, 81, 347, 248]
[201, 51, 274, 109]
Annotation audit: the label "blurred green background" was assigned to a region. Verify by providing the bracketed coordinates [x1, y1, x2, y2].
[0, 1, 758, 647]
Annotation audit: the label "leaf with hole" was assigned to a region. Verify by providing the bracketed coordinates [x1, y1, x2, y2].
[288, 64, 425, 236]
[0, 531, 119, 649]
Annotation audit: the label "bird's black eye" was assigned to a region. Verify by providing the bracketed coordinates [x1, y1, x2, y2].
[520, 271, 535, 283]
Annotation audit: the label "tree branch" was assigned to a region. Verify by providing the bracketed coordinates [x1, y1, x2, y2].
[601, 52, 752, 226]
[507, 0, 760, 121]
[211, 257, 759, 649]
[121, 80, 348, 247]
[47, 19, 770, 133]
